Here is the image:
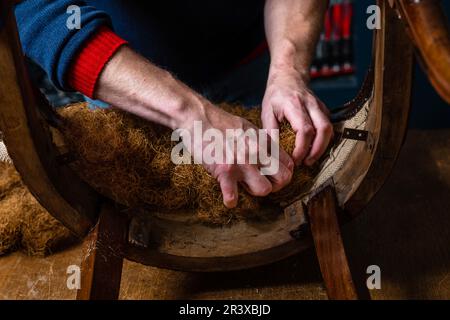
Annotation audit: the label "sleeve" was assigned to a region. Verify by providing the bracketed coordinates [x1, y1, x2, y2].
[14, 0, 115, 91]
[67, 26, 127, 97]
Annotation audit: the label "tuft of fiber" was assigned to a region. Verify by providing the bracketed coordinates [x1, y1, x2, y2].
[0, 162, 76, 256]
[58, 103, 320, 224]
[0, 190, 22, 255]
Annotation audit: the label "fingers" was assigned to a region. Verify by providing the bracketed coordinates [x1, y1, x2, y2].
[261, 113, 294, 191]
[264, 140, 293, 192]
[278, 147, 294, 172]
[261, 125, 294, 171]
[262, 107, 294, 169]
[218, 172, 238, 208]
[261, 108, 280, 141]
[283, 104, 316, 166]
[267, 161, 293, 192]
[218, 161, 288, 207]
[304, 101, 333, 166]
[273, 95, 332, 167]
[240, 165, 273, 197]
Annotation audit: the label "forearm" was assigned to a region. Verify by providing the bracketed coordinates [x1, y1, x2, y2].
[262, 0, 332, 167]
[264, 0, 328, 81]
[95, 46, 206, 130]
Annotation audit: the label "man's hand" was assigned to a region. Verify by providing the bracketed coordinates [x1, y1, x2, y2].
[264, 0, 331, 166]
[181, 101, 294, 208]
[262, 67, 332, 166]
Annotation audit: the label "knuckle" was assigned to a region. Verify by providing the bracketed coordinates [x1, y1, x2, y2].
[288, 95, 301, 107]
[269, 94, 280, 105]
[294, 91, 304, 100]
[302, 124, 316, 137]
[265, 92, 280, 105]
[217, 164, 234, 176]
[294, 146, 309, 162]
[308, 96, 320, 106]
[277, 171, 292, 187]
[319, 122, 333, 135]
[283, 168, 293, 184]
[253, 181, 272, 197]
[286, 158, 295, 171]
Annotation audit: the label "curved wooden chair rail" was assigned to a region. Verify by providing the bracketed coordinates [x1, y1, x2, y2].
[392, 0, 450, 103]
[0, 0, 100, 237]
[0, 0, 414, 274]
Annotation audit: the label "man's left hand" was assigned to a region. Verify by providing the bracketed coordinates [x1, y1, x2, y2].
[261, 68, 333, 166]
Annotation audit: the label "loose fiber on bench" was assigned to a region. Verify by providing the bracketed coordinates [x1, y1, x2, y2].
[0, 162, 76, 256]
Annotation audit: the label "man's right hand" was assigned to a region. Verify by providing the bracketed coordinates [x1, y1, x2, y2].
[180, 102, 294, 208]
[95, 46, 293, 208]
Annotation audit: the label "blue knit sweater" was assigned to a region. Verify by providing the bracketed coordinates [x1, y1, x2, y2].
[14, 0, 265, 91]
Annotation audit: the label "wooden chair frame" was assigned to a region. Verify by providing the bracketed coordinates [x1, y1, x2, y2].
[1, 0, 448, 299]
[392, 0, 450, 104]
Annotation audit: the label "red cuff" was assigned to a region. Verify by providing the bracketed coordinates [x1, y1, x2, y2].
[68, 26, 127, 98]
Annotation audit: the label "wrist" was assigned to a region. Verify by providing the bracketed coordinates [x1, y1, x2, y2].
[168, 92, 209, 130]
[269, 40, 311, 84]
[151, 74, 209, 130]
[267, 64, 310, 89]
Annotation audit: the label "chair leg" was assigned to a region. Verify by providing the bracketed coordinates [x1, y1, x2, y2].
[76, 202, 127, 300]
[308, 186, 364, 300]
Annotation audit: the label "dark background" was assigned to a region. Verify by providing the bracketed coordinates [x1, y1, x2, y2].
[312, 0, 450, 129]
